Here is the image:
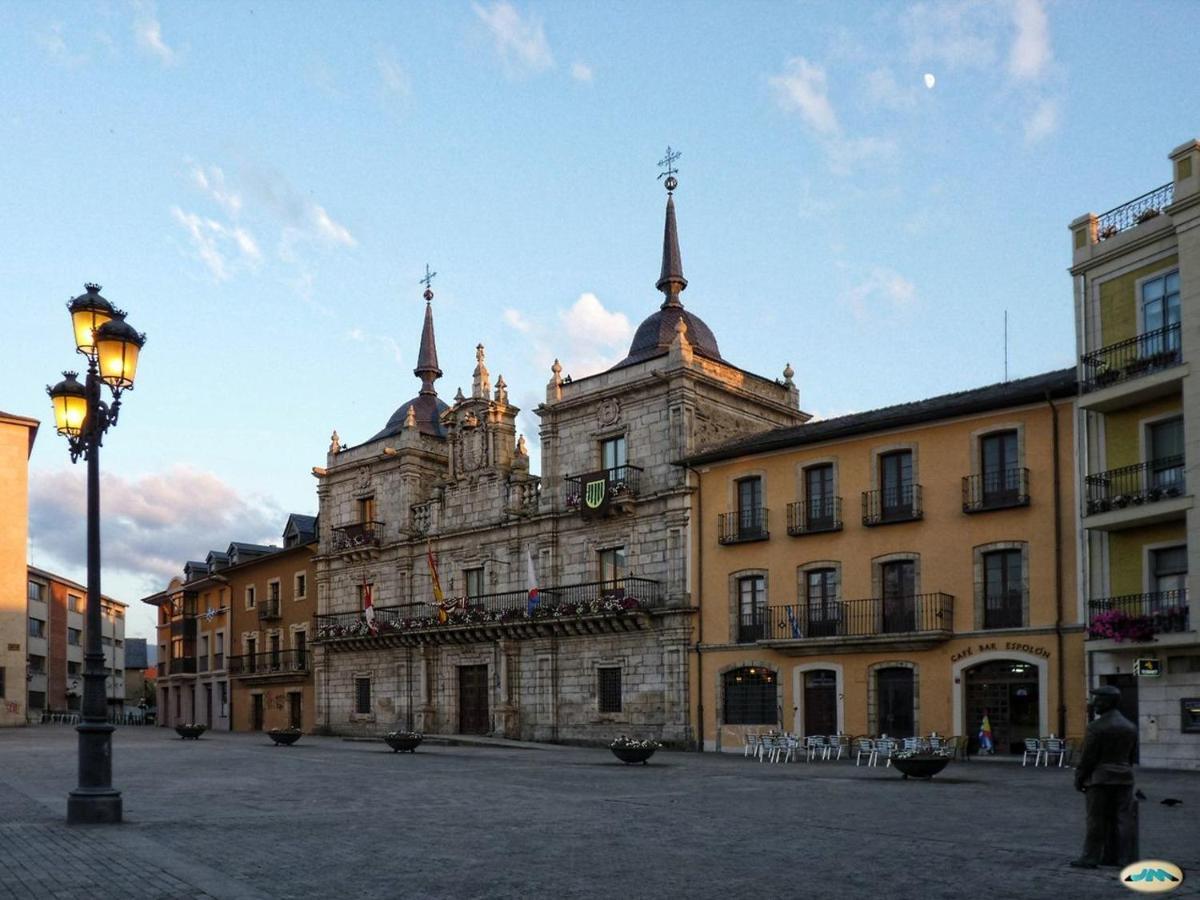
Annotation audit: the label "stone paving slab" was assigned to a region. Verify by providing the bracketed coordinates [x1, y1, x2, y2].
[1, 726, 1197, 899]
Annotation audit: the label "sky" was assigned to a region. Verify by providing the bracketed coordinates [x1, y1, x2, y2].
[3, 1, 1198, 641]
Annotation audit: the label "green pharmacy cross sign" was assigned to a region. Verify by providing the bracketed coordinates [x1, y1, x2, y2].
[1134, 658, 1162, 678]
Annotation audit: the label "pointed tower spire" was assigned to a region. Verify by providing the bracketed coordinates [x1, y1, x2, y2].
[414, 266, 442, 396]
[655, 146, 687, 307]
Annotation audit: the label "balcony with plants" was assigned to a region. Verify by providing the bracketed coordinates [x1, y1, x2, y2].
[1087, 590, 1190, 643]
[755, 593, 955, 654]
[1083, 457, 1186, 529]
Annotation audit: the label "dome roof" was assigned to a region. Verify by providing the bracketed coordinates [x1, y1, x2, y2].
[371, 392, 448, 441]
[613, 303, 723, 369]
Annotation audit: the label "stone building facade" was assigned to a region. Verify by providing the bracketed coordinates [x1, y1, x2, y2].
[313, 184, 806, 745]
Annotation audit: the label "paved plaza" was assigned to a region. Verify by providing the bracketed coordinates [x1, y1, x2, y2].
[0, 727, 1197, 900]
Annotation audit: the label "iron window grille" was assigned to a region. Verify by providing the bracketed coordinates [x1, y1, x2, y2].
[597, 667, 622, 713]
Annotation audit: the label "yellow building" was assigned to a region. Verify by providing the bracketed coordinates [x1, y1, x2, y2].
[1070, 138, 1200, 769]
[0, 410, 38, 726]
[683, 370, 1085, 754]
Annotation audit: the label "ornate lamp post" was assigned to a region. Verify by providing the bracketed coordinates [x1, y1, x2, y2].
[46, 283, 146, 825]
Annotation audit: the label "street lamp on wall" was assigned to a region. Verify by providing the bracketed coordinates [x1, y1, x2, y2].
[46, 283, 146, 826]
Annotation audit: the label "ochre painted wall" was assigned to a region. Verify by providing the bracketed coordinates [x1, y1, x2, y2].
[1103, 396, 1182, 470]
[1108, 522, 1187, 596]
[1099, 255, 1178, 347]
[0, 415, 37, 726]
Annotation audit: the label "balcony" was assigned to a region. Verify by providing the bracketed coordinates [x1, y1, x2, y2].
[331, 521, 384, 559]
[1083, 457, 1188, 530]
[168, 657, 196, 676]
[1095, 182, 1174, 243]
[1087, 591, 1191, 643]
[1080, 324, 1183, 411]
[565, 465, 642, 517]
[862, 486, 923, 526]
[983, 590, 1024, 630]
[314, 576, 664, 647]
[718, 508, 769, 544]
[259, 598, 281, 621]
[757, 593, 955, 655]
[228, 649, 309, 678]
[786, 498, 843, 536]
[962, 469, 1030, 514]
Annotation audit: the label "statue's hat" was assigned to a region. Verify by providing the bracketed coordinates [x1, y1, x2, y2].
[1090, 685, 1122, 698]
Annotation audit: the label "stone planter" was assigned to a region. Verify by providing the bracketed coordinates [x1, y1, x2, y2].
[891, 756, 951, 779]
[384, 732, 423, 753]
[175, 724, 206, 740]
[611, 746, 657, 765]
[268, 728, 302, 746]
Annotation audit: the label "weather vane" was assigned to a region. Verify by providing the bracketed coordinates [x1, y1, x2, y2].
[419, 263, 437, 301]
[657, 146, 681, 192]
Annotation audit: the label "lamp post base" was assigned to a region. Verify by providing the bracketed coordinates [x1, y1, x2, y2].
[67, 789, 122, 825]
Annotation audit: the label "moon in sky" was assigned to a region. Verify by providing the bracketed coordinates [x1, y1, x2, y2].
[923, 73, 936, 89]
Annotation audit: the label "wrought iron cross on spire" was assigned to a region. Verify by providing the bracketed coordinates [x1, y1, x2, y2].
[419, 263, 437, 301]
[657, 146, 681, 192]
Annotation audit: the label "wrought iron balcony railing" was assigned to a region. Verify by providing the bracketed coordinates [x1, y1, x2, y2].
[862, 486, 923, 526]
[763, 593, 954, 640]
[963, 468, 1030, 513]
[786, 497, 842, 535]
[1084, 456, 1185, 516]
[1080, 323, 1182, 391]
[331, 521, 384, 552]
[314, 576, 662, 641]
[1096, 182, 1173, 241]
[258, 598, 281, 621]
[718, 508, 769, 544]
[564, 465, 643, 510]
[168, 657, 196, 675]
[1087, 590, 1190, 641]
[228, 649, 309, 677]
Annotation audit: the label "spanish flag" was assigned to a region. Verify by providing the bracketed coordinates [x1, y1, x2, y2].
[427, 542, 447, 623]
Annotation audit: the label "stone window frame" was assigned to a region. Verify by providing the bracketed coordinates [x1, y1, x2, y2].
[868, 443, 919, 493]
[796, 560, 842, 619]
[244, 584, 256, 610]
[292, 570, 308, 602]
[352, 673, 374, 721]
[795, 456, 840, 514]
[865, 660, 920, 736]
[266, 577, 282, 604]
[870, 552, 922, 599]
[213, 630, 225, 671]
[715, 659, 780, 728]
[973, 541, 1030, 629]
[593, 659, 625, 717]
[1142, 539, 1188, 595]
[289, 622, 308, 652]
[968, 423, 1026, 479]
[728, 569, 769, 644]
[1134, 266, 1181, 334]
[240, 630, 260, 657]
[790, 661, 845, 737]
[726, 467, 768, 513]
[595, 428, 630, 471]
[1140, 410, 1183, 465]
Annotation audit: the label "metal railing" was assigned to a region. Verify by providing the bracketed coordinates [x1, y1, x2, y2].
[786, 497, 842, 535]
[331, 521, 384, 551]
[168, 657, 196, 675]
[718, 508, 769, 544]
[984, 590, 1024, 629]
[1087, 590, 1189, 640]
[1096, 182, 1174, 241]
[1084, 456, 1185, 515]
[1080, 323, 1182, 391]
[228, 649, 309, 676]
[862, 486, 923, 526]
[564, 465, 643, 509]
[963, 468, 1030, 513]
[258, 598, 281, 621]
[764, 593, 954, 640]
[314, 575, 663, 640]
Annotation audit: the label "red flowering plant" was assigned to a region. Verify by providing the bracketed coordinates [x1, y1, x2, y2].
[1088, 609, 1155, 642]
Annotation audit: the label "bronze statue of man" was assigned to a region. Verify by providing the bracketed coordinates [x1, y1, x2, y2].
[1070, 684, 1138, 868]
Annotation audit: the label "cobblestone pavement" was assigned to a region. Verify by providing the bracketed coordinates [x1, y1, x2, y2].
[1, 727, 1197, 900]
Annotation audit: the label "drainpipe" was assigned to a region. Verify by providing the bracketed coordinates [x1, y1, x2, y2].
[683, 462, 704, 752]
[1047, 390, 1067, 737]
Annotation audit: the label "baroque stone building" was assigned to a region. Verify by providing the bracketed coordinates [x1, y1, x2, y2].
[312, 182, 805, 744]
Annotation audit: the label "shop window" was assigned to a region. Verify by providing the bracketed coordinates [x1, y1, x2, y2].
[723, 667, 777, 725]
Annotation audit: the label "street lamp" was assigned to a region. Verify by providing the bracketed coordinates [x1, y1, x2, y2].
[46, 283, 146, 825]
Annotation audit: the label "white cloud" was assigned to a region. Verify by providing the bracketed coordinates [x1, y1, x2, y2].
[769, 57, 839, 135]
[472, 1, 554, 75]
[1009, 0, 1051, 81]
[170, 206, 260, 281]
[559, 292, 633, 349]
[378, 51, 410, 98]
[903, 1, 999, 71]
[1023, 97, 1058, 144]
[345, 326, 404, 365]
[841, 268, 917, 321]
[570, 61, 593, 83]
[503, 308, 533, 333]
[38, 23, 88, 67]
[133, 1, 176, 65]
[190, 164, 242, 217]
[501, 292, 633, 377]
[28, 465, 288, 587]
[310, 204, 356, 247]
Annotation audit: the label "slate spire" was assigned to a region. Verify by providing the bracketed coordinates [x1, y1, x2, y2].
[414, 282, 442, 396]
[655, 179, 687, 307]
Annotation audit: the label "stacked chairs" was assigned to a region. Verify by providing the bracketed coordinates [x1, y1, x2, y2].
[854, 736, 877, 767]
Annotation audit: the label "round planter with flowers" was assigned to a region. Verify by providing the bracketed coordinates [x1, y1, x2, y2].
[891, 750, 953, 780]
[268, 727, 303, 746]
[610, 736, 661, 765]
[175, 723, 207, 740]
[384, 731, 424, 753]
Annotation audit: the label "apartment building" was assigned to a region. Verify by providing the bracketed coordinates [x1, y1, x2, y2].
[0, 410, 38, 726]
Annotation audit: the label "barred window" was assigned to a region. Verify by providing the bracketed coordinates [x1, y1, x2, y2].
[723, 667, 777, 725]
[597, 667, 622, 713]
[355, 677, 371, 715]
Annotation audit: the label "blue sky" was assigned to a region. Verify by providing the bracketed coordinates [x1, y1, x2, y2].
[3, 1, 1198, 639]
